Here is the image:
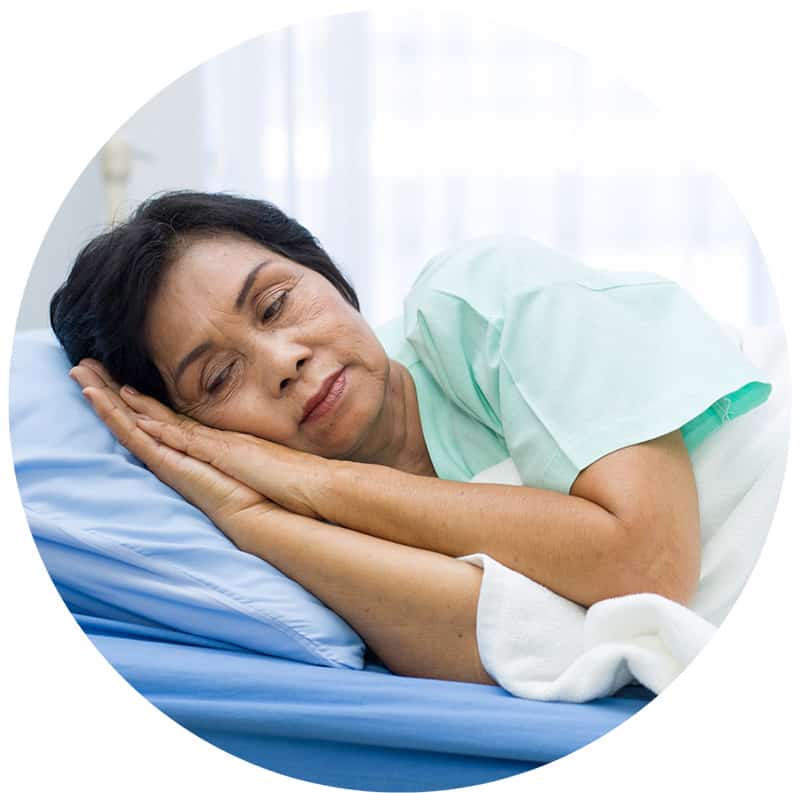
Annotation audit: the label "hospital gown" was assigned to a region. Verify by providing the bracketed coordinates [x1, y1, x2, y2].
[375, 237, 781, 697]
[375, 235, 771, 494]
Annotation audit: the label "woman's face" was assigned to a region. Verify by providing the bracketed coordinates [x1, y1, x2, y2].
[144, 233, 391, 460]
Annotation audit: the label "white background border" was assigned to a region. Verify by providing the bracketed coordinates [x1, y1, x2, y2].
[2, 1, 797, 791]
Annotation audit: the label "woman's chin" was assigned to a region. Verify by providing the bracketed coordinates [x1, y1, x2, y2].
[315, 406, 382, 463]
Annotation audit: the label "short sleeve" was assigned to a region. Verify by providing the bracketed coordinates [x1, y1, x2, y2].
[403, 236, 772, 493]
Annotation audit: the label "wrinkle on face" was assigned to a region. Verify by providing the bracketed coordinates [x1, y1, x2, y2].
[142, 233, 396, 462]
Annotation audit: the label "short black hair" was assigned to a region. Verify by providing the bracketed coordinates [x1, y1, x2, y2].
[50, 190, 360, 405]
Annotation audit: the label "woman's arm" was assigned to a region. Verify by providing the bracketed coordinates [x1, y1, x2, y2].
[94, 362, 700, 607]
[236, 509, 493, 685]
[317, 433, 701, 607]
[72, 362, 494, 685]
[127, 396, 700, 606]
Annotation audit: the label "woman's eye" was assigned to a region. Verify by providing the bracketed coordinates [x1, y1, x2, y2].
[261, 290, 289, 322]
[202, 290, 290, 396]
[207, 364, 233, 394]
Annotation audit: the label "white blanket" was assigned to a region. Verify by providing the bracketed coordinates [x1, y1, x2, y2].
[458, 324, 790, 702]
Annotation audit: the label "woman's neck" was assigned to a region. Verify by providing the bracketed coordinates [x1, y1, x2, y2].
[396, 362, 438, 478]
[357, 359, 437, 478]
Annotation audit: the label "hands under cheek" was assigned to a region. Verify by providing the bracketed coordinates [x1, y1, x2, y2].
[67, 360, 287, 548]
[130, 406, 327, 521]
[68, 359, 326, 533]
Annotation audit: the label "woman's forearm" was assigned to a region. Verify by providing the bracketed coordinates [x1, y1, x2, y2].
[228, 507, 494, 685]
[312, 460, 642, 607]
[73, 364, 493, 686]
[109, 377, 697, 607]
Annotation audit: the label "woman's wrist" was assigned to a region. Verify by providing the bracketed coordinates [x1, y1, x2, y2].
[305, 457, 379, 528]
[295, 454, 348, 521]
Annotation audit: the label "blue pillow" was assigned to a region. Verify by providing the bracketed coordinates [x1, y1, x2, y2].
[10, 329, 366, 669]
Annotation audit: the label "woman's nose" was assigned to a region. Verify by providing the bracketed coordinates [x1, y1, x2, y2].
[277, 356, 308, 394]
[254, 336, 311, 397]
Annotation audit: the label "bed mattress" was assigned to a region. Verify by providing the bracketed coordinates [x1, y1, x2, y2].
[77, 613, 653, 791]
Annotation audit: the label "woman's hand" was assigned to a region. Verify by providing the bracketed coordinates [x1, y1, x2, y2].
[70, 360, 496, 685]
[70, 359, 327, 520]
[69, 360, 292, 549]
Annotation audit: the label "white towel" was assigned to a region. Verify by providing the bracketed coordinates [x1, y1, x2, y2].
[458, 324, 790, 702]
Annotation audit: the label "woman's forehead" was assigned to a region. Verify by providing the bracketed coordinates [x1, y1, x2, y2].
[145, 236, 289, 352]
[156, 236, 297, 307]
[170, 234, 292, 280]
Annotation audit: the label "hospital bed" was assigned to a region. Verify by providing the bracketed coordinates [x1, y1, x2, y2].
[75, 613, 651, 790]
[10, 328, 653, 791]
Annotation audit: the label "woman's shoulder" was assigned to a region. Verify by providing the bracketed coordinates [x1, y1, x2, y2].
[403, 234, 602, 327]
[406, 235, 673, 316]
[379, 237, 546, 363]
[409, 234, 581, 291]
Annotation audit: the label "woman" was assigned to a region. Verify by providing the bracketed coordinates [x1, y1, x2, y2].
[54, 191, 770, 687]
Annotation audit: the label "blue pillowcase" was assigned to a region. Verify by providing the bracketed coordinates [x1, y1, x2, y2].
[10, 329, 366, 669]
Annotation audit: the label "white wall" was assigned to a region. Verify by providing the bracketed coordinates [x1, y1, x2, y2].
[16, 13, 780, 333]
[17, 156, 106, 331]
[16, 69, 207, 331]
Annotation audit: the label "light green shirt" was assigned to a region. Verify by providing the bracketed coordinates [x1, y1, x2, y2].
[374, 235, 771, 493]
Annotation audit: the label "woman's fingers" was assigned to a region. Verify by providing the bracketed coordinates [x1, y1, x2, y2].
[119, 384, 180, 423]
[71, 361, 291, 550]
[117, 387, 234, 468]
[73, 360, 175, 423]
[134, 414, 320, 518]
[81, 384, 273, 530]
[134, 414, 233, 465]
[73, 359, 321, 519]
[70, 362, 111, 393]
[74, 371, 223, 509]
[81, 385, 160, 463]
[73, 362, 276, 500]
[72, 360, 167, 423]
[80, 358, 122, 391]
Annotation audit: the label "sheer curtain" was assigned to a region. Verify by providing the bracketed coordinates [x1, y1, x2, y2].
[198, 11, 778, 329]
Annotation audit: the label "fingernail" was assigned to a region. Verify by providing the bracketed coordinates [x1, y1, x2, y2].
[121, 385, 139, 397]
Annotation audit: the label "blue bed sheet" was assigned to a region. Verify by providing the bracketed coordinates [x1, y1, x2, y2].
[76, 613, 653, 791]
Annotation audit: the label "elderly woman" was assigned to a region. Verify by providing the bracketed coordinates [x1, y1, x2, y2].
[54, 191, 769, 687]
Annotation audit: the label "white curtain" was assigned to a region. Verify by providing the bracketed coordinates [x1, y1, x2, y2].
[198, 11, 778, 329]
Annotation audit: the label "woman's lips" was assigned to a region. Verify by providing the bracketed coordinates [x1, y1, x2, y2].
[301, 368, 347, 425]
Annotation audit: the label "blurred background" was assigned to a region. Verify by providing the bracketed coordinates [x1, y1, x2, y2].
[17, 10, 780, 332]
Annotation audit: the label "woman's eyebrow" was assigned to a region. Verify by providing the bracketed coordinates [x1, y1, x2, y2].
[174, 341, 213, 388]
[173, 259, 273, 389]
[234, 259, 272, 311]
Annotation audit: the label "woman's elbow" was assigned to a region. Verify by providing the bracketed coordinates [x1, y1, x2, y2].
[594, 562, 698, 607]
[639, 565, 699, 607]
[613, 520, 701, 607]
[590, 566, 698, 607]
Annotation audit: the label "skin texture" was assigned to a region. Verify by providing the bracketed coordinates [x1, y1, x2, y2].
[73, 361, 492, 685]
[143, 233, 435, 477]
[69, 234, 702, 684]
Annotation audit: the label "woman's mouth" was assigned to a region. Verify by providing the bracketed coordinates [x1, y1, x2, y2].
[300, 368, 347, 425]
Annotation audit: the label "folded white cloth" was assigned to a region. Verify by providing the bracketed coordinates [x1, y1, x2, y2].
[459, 324, 790, 702]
